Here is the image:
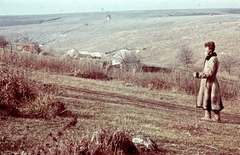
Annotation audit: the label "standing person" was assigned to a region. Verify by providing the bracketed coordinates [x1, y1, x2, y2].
[193, 41, 223, 123]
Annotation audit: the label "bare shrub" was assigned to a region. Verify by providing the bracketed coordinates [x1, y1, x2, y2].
[177, 46, 195, 69]
[33, 42, 42, 54]
[219, 80, 239, 100]
[221, 55, 238, 75]
[0, 69, 37, 108]
[20, 129, 140, 155]
[73, 59, 109, 80]
[0, 66, 65, 119]
[134, 72, 171, 90]
[0, 35, 9, 48]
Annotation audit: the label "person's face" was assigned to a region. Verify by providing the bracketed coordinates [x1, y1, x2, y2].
[204, 47, 210, 57]
[205, 47, 210, 52]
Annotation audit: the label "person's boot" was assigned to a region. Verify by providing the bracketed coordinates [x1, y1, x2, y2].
[200, 110, 211, 121]
[211, 111, 221, 123]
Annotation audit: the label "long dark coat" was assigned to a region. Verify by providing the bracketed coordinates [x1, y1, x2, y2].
[197, 54, 223, 111]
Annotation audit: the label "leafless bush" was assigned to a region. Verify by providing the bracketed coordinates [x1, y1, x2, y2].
[0, 65, 65, 119]
[72, 59, 110, 80]
[0, 35, 9, 48]
[221, 55, 238, 75]
[219, 80, 239, 100]
[177, 46, 195, 69]
[0, 69, 37, 108]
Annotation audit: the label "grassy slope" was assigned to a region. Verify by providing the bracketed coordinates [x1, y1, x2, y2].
[1, 71, 239, 154]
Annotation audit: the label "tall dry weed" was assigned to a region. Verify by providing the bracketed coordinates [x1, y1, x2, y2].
[0, 68, 37, 108]
[219, 80, 239, 100]
[0, 68, 65, 118]
[0, 50, 65, 118]
[20, 128, 141, 155]
[110, 67, 239, 100]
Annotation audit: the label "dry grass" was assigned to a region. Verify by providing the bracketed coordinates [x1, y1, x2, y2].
[12, 128, 140, 155]
[0, 49, 240, 154]
[0, 72, 65, 119]
[1, 49, 239, 99]
[0, 51, 66, 119]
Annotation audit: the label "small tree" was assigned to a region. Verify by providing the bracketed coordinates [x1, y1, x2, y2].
[177, 46, 194, 69]
[33, 42, 42, 54]
[0, 35, 9, 49]
[221, 55, 237, 75]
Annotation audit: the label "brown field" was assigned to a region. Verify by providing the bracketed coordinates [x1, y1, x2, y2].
[0, 50, 239, 154]
[0, 9, 240, 154]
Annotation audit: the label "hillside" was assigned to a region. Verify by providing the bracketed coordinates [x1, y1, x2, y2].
[0, 68, 240, 154]
[0, 9, 240, 68]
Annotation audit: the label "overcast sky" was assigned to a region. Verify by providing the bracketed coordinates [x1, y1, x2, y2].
[0, 0, 239, 15]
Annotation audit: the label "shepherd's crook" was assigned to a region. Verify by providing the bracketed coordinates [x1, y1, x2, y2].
[194, 78, 198, 128]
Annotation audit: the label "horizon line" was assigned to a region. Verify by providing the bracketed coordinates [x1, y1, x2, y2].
[0, 7, 240, 16]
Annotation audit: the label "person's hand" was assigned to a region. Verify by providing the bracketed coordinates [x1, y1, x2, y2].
[193, 72, 199, 78]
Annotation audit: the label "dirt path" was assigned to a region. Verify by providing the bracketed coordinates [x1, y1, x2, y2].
[32, 71, 240, 124]
[53, 75, 240, 125]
